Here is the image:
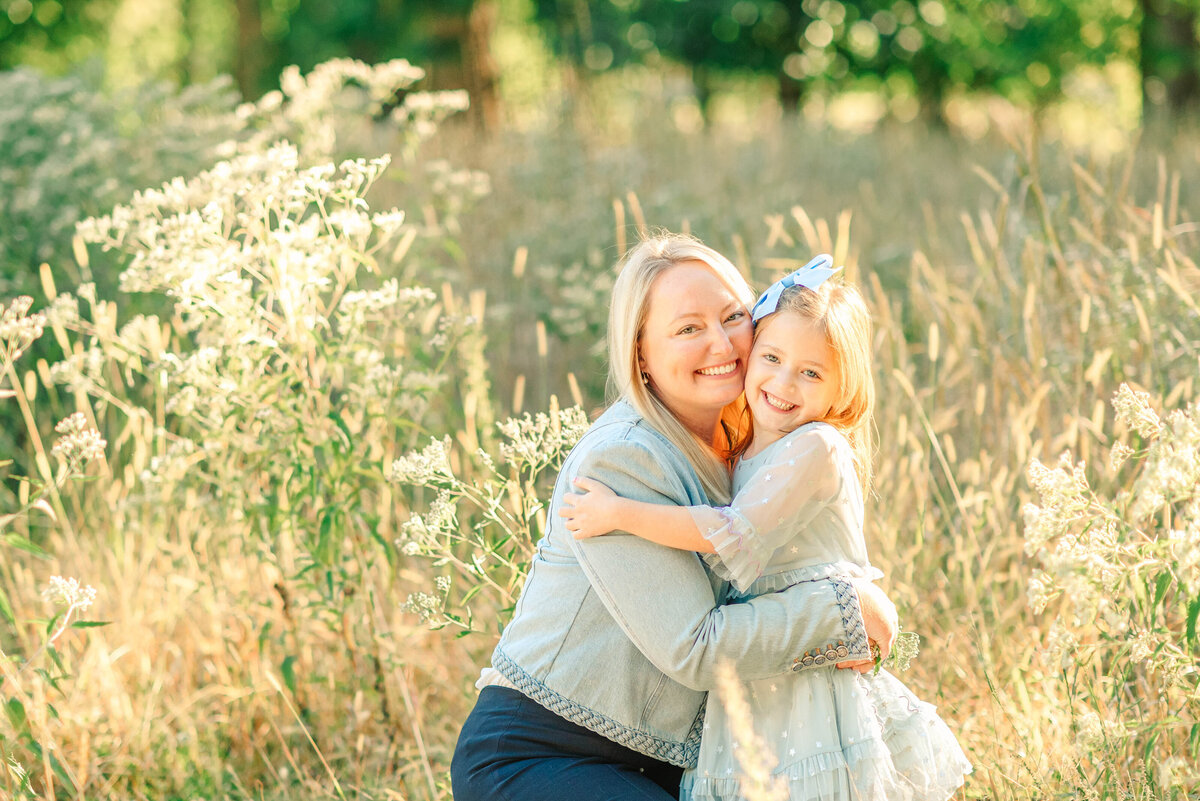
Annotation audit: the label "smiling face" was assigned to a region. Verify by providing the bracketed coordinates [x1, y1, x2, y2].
[744, 310, 840, 454]
[638, 261, 754, 441]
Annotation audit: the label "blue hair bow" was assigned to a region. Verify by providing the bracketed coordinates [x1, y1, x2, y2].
[750, 253, 842, 323]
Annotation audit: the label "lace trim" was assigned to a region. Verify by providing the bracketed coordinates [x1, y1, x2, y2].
[492, 647, 701, 768]
[682, 738, 970, 801]
[699, 507, 763, 593]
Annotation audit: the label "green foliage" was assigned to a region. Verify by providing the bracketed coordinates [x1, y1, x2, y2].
[532, 0, 1132, 114]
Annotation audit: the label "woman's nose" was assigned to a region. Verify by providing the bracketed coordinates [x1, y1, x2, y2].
[707, 326, 734, 356]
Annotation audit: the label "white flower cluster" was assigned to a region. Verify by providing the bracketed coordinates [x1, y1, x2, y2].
[1127, 397, 1200, 520]
[41, 575, 97, 611]
[235, 58, 456, 162]
[1112, 383, 1162, 439]
[390, 91, 472, 146]
[50, 412, 107, 471]
[0, 295, 46, 363]
[497, 405, 590, 476]
[401, 590, 444, 624]
[398, 489, 458, 551]
[389, 436, 455, 487]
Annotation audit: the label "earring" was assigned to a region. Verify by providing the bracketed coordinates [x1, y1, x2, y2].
[641, 371, 650, 385]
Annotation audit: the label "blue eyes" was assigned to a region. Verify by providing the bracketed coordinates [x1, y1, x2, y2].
[760, 354, 821, 379]
[676, 311, 746, 335]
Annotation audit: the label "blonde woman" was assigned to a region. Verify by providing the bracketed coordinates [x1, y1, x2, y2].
[562, 258, 971, 800]
[450, 235, 898, 801]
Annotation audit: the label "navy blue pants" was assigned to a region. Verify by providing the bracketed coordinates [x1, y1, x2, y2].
[451, 686, 684, 801]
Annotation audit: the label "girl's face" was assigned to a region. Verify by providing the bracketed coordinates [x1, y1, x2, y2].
[639, 261, 753, 440]
[744, 311, 839, 450]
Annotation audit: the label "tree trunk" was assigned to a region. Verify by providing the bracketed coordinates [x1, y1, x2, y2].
[1140, 0, 1200, 120]
[465, 0, 502, 131]
[234, 0, 267, 100]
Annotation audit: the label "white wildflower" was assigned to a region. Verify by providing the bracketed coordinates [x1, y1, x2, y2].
[51, 412, 106, 469]
[389, 436, 455, 486]
[42, 575, 97, 611]
[1108, 440, 1134, 471]
[0, 296, 46, 361]
[1112, 384, 1162, 438]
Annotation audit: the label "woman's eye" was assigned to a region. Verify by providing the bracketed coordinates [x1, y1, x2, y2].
[678, 325, 698, 335]
[725, 311, 746, 323]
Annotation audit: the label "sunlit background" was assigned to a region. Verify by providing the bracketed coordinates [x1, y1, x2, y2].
[2, 2, 1200, 800]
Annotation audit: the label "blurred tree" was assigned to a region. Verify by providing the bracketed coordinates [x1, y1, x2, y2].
[0, 0, 116, 72]
[529, 0, 1130, 122]
[1139, 0, 1200, 117]
[238, 0, 501, 128]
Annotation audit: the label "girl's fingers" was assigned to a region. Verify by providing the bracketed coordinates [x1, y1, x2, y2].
[572, 476, 598, 493]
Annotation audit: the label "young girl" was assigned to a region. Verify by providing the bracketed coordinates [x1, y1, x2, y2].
[560, 256, 971, 801]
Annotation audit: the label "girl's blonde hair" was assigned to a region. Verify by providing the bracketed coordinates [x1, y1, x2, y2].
[608, 232, 754, 504]
[743, 281, 875, 490]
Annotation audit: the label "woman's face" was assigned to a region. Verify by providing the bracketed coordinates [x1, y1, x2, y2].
[638, 261, 753, 439]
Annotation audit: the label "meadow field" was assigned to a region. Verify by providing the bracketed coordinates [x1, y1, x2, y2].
[1, 60, 1198, 800]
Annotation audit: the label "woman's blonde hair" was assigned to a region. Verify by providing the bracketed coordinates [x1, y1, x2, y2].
[607, 232, 754, 504]
[742, 281, 876, 490]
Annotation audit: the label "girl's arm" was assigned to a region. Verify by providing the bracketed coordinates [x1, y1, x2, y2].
[687, 424, 846, 591]
[559, 476, 715, 553]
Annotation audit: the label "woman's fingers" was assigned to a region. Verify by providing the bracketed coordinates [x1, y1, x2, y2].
[835, 659, 874, 673]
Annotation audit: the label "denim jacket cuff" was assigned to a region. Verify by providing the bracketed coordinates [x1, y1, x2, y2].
[788, 577, 870, 673]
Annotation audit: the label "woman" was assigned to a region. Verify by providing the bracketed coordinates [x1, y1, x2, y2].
[451, 233, 898, 801]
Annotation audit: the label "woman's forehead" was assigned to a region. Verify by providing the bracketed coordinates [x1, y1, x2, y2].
[647, 261, 741, 316]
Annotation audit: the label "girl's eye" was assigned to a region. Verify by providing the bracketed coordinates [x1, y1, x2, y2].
[763, 353, 779, 363]
[803, 369, 820, 379]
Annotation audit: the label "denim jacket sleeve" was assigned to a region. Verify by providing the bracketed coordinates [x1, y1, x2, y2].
[568, 433, 870, 691]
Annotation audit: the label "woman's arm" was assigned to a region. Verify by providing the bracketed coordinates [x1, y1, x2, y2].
[562, 425, 843, 590]
[559, 476, 715, 553]
[562, 434, 891, 691]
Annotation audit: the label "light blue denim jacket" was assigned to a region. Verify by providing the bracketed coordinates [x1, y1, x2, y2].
[490, 400, 870, 768]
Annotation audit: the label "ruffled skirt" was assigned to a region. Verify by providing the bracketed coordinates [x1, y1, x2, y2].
[679, 668, 970, 801]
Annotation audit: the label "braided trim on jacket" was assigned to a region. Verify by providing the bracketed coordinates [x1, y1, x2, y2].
[492, 647, 701, 768]
[830, 577, 870, 658]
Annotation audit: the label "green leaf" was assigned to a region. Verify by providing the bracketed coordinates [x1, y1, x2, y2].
[5, 698, 27, 733]
[3, 534, 47, 557]
[328, 410, 353, 451]
[1153, 572, 1172, 609]
[281, 655, 298, 695]
[0, 585, 14, 625]
[1186, 595, 1200, 648]
[48, 750, 76, 792]
[70, 620, 111, 629]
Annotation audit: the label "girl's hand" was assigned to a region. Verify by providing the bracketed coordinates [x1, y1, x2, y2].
[558, 477, 621, 539]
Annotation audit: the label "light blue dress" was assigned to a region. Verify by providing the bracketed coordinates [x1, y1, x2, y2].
[678, 422, 972, 801]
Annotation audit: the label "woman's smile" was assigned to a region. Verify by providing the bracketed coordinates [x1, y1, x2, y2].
[638, 261, 753, 440]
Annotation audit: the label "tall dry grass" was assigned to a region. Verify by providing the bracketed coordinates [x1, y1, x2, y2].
[1, 77, 1198, 800]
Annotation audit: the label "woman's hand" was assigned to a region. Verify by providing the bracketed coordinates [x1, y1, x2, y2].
[558, 477, 622, 539]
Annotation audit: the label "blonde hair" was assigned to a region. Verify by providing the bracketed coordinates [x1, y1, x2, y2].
[741, 281, 875, 490]
[607, 232, 755, 504]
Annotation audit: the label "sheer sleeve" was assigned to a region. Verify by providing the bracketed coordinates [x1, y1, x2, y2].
[687, 424, 844, 591]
